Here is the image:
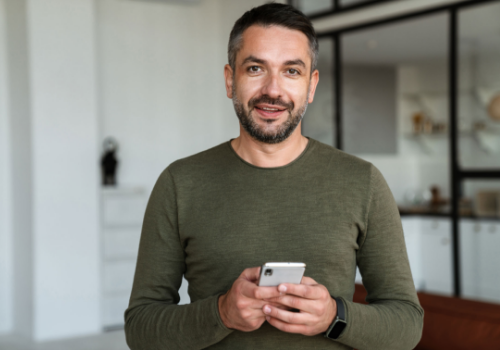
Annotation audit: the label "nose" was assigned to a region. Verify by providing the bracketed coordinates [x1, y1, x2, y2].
[260, 72, 283, 99]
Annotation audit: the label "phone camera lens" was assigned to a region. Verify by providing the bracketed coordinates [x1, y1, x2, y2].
[264, 269, 273, 276]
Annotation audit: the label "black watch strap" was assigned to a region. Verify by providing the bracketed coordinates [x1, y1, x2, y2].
[324, 297, 347, 340]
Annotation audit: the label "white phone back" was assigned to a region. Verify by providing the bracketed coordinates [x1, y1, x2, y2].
[258, 263, 306, 287]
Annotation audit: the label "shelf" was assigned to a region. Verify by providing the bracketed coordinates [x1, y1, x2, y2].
[399, 207, 500, 221]
[399, 207, 450, 218]
[403, 128, 500, 138]
[401, 89, 474, 97]
[403, 132, 448, 138]
[403, 128, 500, 154]
[101, 186, 146, 196]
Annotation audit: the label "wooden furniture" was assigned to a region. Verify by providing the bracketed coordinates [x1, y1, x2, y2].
[353, 284, 500, 350]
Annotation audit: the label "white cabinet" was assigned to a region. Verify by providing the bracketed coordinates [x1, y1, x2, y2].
[460, 220, 481, 299]
[100, 187, 191, 328]
[461, 219, 500, 304]
[478, 222, 500, 303]
[101, 187, 147, 329]
[401, 218, 423, 290]
[400, 217, 453, 295]
[398, 217, 500, 302]
[103, 227, 141, 260]
[420, 218, 453, 295]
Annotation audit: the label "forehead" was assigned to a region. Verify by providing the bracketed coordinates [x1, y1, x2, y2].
[238, 25, 311, 67]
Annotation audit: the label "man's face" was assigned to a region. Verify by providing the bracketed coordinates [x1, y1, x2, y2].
[225, 25, 319, 144]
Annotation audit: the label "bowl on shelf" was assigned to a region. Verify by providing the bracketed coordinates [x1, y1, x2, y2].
[475, 190, 500, 217]
[488, 94, 500, 122]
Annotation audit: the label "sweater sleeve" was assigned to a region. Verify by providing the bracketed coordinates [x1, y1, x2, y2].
[124, 168, 233, 350]
[334, 164, 424, 350]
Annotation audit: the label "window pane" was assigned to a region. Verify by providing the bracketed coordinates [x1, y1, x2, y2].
[342, 14, 452, 296]
[292, 0, 333, 15]
[342, 14, 448, 157]
[458, 2, 500, 169]
[303, 37, 335, 146]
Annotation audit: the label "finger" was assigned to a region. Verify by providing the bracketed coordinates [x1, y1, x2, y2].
[253, 286, 281, 300]
[266, 316, 315, 336]
[240, 282, 277, 300]
[262, 305, 311, 325]
[240, 282, 260, 301]
[240, 266, 261, 282]
[262, 295, 318, 314]
[300, 276, 318, 285]
[278, 283, 323, 300]
[250, 300, 293, 311]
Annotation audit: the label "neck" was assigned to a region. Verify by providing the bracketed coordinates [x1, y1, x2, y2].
[230, 123, 309, 168]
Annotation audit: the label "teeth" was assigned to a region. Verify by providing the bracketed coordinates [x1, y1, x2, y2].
[262, 107, 280, 111]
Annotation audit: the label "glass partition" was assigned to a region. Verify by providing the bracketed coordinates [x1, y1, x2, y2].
[300, 0, 500, 302]
[341, 15, 450, 210]
[341, 14, 452, 294]
[302, 37, 336, 146]
[458, 2, 500, 170]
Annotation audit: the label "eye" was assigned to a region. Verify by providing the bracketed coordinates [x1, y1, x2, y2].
[288, 68, 300, 75]
[248, 66, 261, 73]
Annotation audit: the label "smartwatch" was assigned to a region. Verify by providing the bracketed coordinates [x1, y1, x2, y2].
[324, 297, 347, 340]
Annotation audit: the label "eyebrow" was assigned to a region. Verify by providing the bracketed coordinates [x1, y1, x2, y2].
[242, 55, 266, 65]
[241, 55, 306, 69]
[283, 59, 306, 68]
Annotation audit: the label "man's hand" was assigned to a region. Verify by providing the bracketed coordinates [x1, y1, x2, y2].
[218, 267, 286, 332]
[262, 276, 337, 336]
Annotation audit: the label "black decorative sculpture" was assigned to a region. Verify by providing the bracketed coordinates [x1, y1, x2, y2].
[101, 137, 119, 186]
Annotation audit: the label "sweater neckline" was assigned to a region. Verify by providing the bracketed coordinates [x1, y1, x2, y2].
[226, 137, 315, 170]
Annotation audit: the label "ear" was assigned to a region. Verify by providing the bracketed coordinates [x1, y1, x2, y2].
[307, 69, 319, 104]
[224, 64, 234, 99]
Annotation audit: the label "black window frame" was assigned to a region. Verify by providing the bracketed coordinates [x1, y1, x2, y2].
[288, 0, 402, 19]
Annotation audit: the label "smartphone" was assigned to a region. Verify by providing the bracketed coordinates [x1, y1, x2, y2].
[257, 262, 306, 287]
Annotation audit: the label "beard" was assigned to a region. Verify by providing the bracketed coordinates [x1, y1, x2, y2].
[232, 84, 309, 144]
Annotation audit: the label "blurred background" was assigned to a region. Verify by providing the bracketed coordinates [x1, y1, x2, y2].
[0, 0, 499, 349]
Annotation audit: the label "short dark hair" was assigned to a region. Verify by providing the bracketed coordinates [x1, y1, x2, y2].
[228, 3, 318, 73]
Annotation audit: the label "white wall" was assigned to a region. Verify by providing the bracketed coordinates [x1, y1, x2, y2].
[97, 0, 279, 307]
[27, 0, 101, 341]
[97, 0, 279, 194]
[98, 0, 230, 192]
[0, 0, 13, 336]
[3, 0, 34, 339]
[1, 0, 289, 341]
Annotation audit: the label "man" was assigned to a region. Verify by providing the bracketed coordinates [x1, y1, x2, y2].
[125, 3, 423, 350]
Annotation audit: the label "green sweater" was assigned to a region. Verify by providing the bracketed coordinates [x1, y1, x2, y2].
[125, 138, 424, 350]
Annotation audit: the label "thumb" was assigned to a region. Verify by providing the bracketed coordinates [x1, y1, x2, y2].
[301, 276, 318, 285]
[240, 266, 261, 282]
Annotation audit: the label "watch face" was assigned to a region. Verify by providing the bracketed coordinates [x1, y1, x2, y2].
[326, 318, 347, 340]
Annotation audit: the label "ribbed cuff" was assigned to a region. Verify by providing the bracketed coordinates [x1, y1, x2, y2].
[212, 292, 233, 334]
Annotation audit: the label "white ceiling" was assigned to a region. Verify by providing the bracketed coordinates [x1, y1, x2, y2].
[342, 13, 448, 65]
[339, 2, 500, 66]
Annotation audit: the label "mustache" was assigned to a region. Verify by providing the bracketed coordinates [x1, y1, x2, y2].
[248, 95, 294, 111]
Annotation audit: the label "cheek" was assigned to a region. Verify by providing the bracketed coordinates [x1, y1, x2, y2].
[282, 80, 309, 102]
[235, 80, 260, 103]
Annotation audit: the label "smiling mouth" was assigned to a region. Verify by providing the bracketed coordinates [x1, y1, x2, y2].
[255, 106, 285, 112]
[254, 105, 287, 119]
